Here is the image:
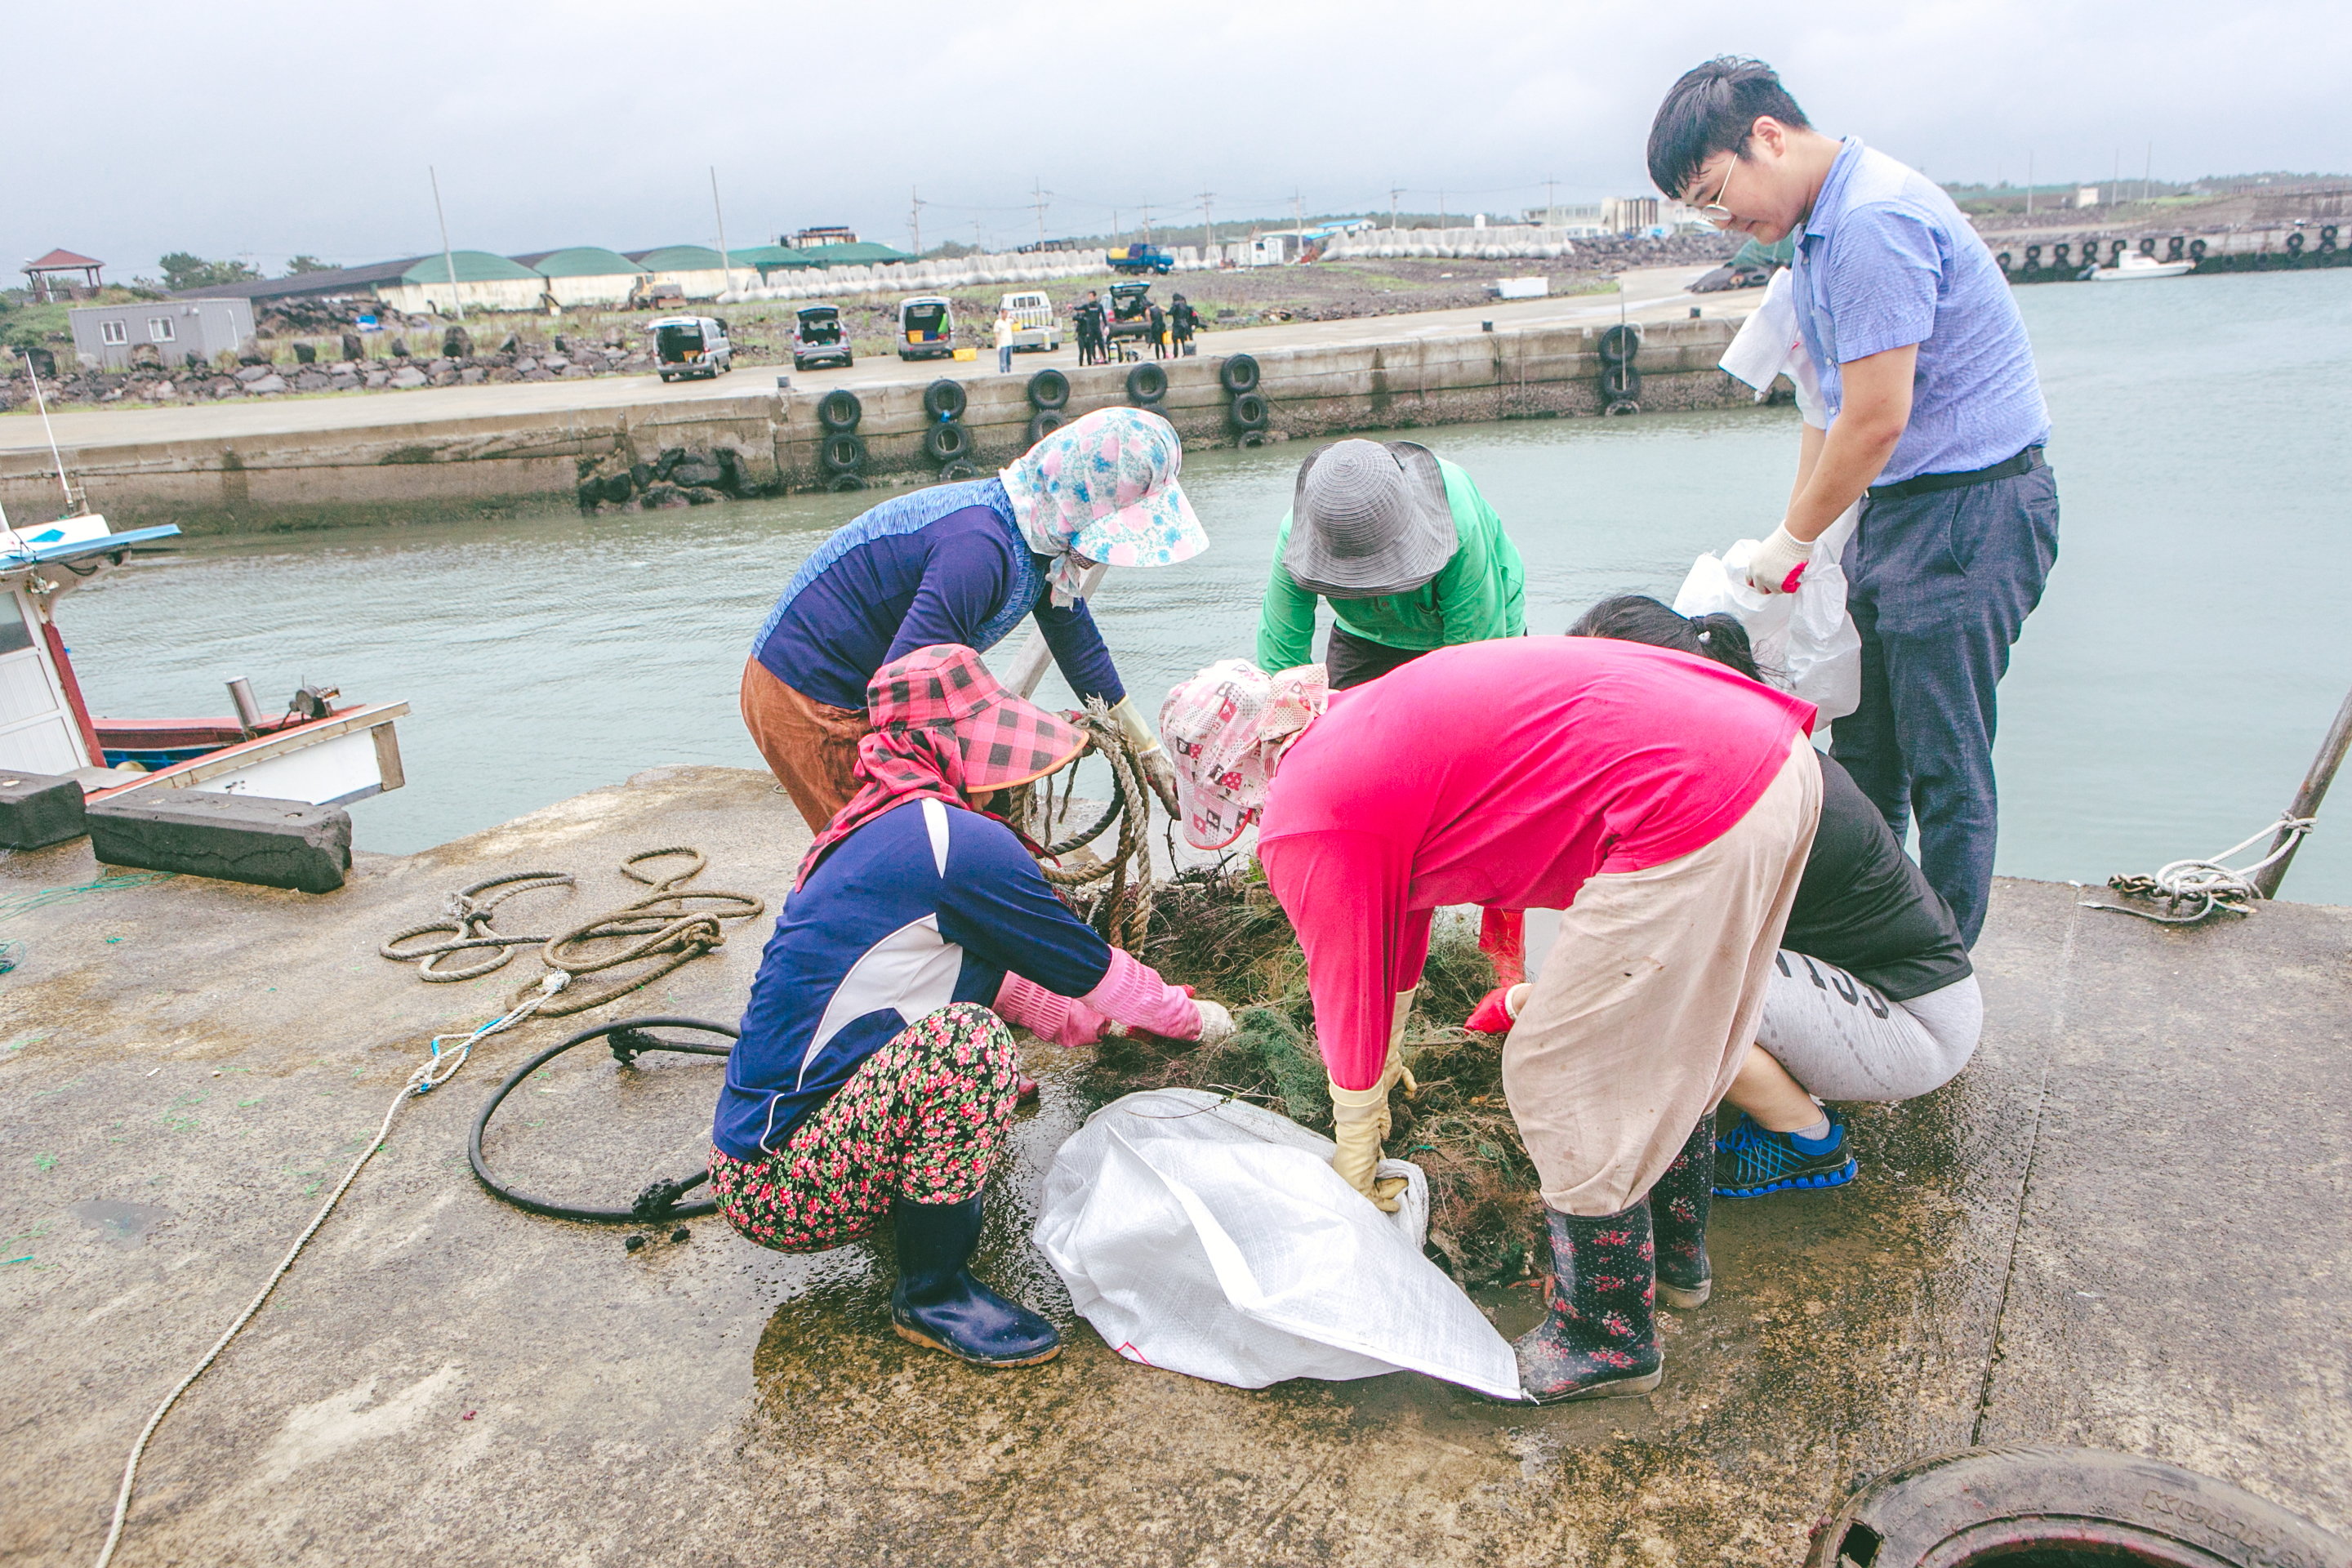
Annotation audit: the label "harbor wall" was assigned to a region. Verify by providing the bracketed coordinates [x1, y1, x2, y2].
[0, 318, 1753, 534]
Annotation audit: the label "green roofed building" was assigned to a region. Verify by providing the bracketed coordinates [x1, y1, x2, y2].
[529, 247, 650, 307]
[381, 250, 549, 314]
[732, 243, 818, 279]
[800, 241, 917, 267]
[628, 245, 746, 301]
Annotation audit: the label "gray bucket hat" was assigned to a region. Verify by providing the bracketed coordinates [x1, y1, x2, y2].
[1282, 439, 1455, 599]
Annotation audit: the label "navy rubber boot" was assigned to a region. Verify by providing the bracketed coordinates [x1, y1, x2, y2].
[1713, 1109, 1858, 1199]
[889, 1195, 1061, 1369]
[1650, 1116, 1714, 1309]
[1512, 1201, 1663, 1404]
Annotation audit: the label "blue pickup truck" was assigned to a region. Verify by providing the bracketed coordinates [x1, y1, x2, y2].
[1106, 243, 1174, 275]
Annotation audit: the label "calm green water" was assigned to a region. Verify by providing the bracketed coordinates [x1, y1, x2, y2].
[60, 270, 2352, 904]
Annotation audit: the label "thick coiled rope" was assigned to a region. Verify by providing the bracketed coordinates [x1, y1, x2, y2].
[1018, 697, 1158, 951]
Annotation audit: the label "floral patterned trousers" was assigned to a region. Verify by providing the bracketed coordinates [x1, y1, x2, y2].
[710, 1002, 1021, 1254]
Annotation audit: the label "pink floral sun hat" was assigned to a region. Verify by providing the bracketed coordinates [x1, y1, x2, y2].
[1157, 659, 1330, 849]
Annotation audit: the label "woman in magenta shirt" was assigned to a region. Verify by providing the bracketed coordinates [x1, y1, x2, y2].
[1162, 636, 1821, 1404]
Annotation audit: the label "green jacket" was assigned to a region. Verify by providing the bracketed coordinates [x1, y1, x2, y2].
[1255, 457, 1526, 672]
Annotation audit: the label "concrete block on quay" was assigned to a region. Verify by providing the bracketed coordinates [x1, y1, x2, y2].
[0, 770, 87, 849]
[86, 788, 353, 893]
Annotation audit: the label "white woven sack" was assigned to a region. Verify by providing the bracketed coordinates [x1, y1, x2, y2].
[1033, 1089, 1521, 1397]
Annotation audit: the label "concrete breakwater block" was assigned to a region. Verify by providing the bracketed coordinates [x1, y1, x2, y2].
[0, 771, 87, 849]
[87, 790, 352, 893]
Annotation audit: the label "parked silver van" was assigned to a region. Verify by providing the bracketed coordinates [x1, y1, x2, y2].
[651, 315, 733, 381]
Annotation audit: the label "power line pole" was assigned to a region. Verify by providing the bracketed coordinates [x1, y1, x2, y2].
[1199, 185, 1216, 262]
[710, 165, 733, 299]
[2144, 141, 2153, 203]
[1438, 187, 1446, 229]
[1389, 185, 1402, 233]
[1141, 203, 1153, 245]
[429, 164, 463, 321]
[910, 186, 924, 256]
[1545, 175, 1558, 223]
[1033, 180, 1049, 247]
[1292, 189, 1303, 235]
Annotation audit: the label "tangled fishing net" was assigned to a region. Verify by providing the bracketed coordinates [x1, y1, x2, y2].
[1084, 863, 1547, 1286]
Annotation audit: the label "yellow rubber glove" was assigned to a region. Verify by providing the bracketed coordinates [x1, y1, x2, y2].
[1110, 694, 1183, 817]
[1330, 990, 1420, 1211]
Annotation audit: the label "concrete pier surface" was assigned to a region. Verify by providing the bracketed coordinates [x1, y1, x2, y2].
[4, 766, 2345, 1565]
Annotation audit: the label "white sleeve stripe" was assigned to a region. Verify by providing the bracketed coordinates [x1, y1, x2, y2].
[922, 797, 951, 876]
[794, 912, 964, 1090]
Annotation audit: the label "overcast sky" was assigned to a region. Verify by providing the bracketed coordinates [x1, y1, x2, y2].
[14, 0, 2346, 282]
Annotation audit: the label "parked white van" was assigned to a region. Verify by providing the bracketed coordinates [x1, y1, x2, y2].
[651, 315, 733, 381]
[997, 292, 1062, 353]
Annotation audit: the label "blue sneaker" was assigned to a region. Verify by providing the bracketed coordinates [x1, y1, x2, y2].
[1712, 1111, 1857, 1199]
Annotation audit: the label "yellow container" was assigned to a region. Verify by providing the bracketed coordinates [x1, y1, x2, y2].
[952, 347, 978, 361]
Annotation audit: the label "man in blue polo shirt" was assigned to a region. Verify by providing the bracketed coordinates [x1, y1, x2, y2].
[1647, 58, 2059, 947]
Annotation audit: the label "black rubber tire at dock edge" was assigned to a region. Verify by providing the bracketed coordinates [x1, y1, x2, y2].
[820, 432, 866, 474]
[470, 1017, 739, 1224]
[1227, 390, 1270, 433]
[1802, 1446, 2352, 1568]
[924, 420, 971, 463]
[1218, 353, 1260, 394]
[815, 389, 862, 432]
[1597, 323, 1641, 364]
[923, 379, 968, 420]
[1125, 363, 1168, 405]
[1600, 363, 1641, 400]
[1025, 368, 1070, 410]
[1026, 410, 1067, 447]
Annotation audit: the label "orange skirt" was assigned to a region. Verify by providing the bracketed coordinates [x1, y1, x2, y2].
[740, 657, 871, 832]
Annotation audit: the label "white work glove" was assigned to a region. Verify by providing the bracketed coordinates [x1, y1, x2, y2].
[1109, 695, 1183, 817]
[1744, 523, 1812, 596]
[1191, 997, 1236, 1047]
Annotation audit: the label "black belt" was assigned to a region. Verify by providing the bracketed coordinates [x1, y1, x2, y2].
[1867, 444, 2044, 502]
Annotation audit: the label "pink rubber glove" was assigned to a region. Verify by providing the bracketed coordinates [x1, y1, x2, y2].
[993, 972, 1116, 1048]
[1083, 948, 1209, 1041]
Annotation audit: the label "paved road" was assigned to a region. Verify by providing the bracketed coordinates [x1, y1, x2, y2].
[0, 266, 1741, 453]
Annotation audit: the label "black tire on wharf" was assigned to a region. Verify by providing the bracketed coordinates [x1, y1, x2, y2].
[1801, 1445, 2352, 1568]
[1026, 411, 1067, 447]
[1218, 354, 1260, 395]
[1026, 368, 1070, 410]
[2166, 235, 2185, 261]
[826, 474, 867, 492]
[2140, 236, 2158, 256]
[923, 379, 968, 421]
[1597, 323, 1641, 363]
[938, 460, 981, 482]
[819, 432, 867, 475]
[1126, 363, 1167, 405]
[1599, 363, 1641, 402]
[924, 421, 970, 464]
[816, 389, 862, 432]
[2189, 238, 2207, 261]
[1227, 391, 1270, 433]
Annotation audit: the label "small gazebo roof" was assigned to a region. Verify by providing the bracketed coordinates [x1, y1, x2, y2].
[25, 249, 104, 272]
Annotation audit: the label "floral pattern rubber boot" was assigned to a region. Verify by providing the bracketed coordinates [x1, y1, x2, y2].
[1648, 1116, 1715, 1309]
[1512, 1200, 1663, 1404]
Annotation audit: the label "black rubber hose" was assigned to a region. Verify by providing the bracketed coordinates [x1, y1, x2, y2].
[470, 1016, 738, 1223]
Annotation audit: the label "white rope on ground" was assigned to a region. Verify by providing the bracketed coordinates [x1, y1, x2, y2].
[2082, 814, 2317, 924]
[91, 973, 569, 1568]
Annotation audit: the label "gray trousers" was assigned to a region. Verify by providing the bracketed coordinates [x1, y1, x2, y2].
[1754, 955, 1982, 1103]
[1834, 459, 2059, 946]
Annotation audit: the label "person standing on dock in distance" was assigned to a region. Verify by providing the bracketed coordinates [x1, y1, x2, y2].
[1162, 639, 1820, 1402]
[1075, 290, 1104, 366]
[994, 307, 1015, 375]
[713, 645, 1234, 1370]
[1169, 292, 1200, 354]
[1648, 56, 2058, 947]
[1254, 439, 1526, 691]
[740, 407, 1205, 831]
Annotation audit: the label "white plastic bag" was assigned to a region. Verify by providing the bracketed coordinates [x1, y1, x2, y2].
[1672, 511, 1862, 721]
[1032, 1089, 1521, 1397]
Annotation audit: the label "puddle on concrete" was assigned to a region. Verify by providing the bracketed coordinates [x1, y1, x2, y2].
[69, 1199, 173, 1247]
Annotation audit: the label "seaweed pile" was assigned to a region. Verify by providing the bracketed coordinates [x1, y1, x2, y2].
[1084, 866, 1548, 1285]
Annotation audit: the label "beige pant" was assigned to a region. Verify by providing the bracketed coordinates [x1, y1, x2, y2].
[739, 657, 871, 834]
[1502, 736, 1821, 1216]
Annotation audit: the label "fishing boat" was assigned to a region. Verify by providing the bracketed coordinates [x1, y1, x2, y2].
[0, 507, 409, 810]
[2093, 252, 2194, 281]
[0, 352, 408, 820]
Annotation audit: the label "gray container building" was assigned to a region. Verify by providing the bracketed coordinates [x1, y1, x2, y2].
[70, 298, 255, 370]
